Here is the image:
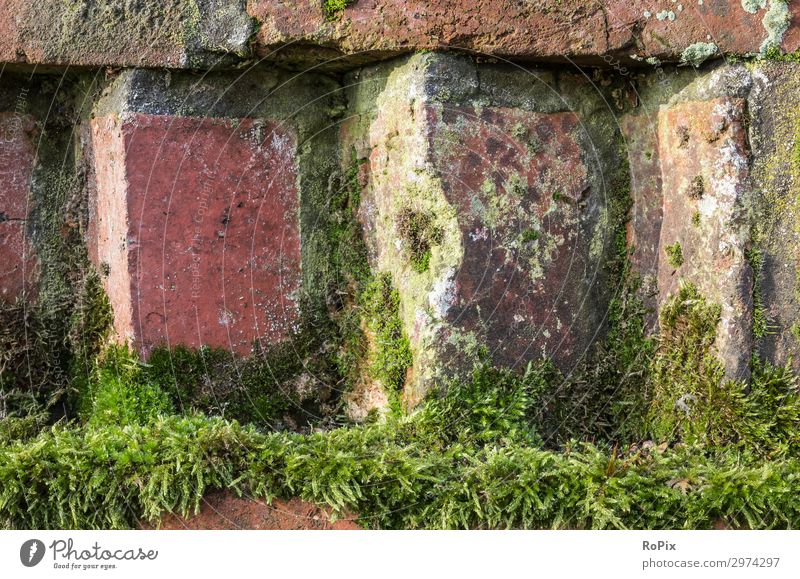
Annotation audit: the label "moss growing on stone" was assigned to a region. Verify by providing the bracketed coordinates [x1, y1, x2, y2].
[396, 207, 444, 274]
[747, 247, 772, 339]
[687, 175, 705, 199]
[323, 0, 355, 21]
[360, 273, 412, 394]
[665, 242, 684, 268]
[647, 282, 800, 452]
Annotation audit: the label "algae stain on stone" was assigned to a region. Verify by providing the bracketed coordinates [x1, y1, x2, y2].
[361, 55, 465, 402]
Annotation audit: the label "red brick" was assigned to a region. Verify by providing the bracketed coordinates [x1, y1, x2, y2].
[0, 111, 38, 301]
[426, 106, 596, 369]
[250, 0, 800, 64]
[90, 113, 301, 356]
[656, 97, 753, 380]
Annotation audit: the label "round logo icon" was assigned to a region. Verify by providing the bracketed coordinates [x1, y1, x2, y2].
[20, 539, 46, 567]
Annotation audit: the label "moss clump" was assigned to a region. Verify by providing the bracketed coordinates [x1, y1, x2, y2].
[4, 396, 800, 529]
[396, 207, 444, 274]
[80, 345, 173, 428]
[747, 247, 772, 339]
[648, 282, 800, 453]
[687, 175, 705, 199]
[323, 0, 355, 21]
[665, 242, 684, 268]
[360, 274, 412, 394]
[142, 344, 301, 428]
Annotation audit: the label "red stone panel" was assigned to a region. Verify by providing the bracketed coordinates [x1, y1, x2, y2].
[90, 113, 301, 356]
[656, 97, 753, 379]
[427, 105, 596, 369]
[0, 112, 38, 301]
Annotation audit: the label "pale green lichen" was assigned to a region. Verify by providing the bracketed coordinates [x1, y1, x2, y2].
[760, 0, 791, 54]
[680, 42, 718, 67]
[741, 0, 767, 14]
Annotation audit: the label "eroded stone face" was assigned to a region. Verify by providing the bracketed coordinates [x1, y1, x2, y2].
[427, 105, 596, 371]
[250, 0, 800, 66]
[748, 62, 800, 371]
[621, 112, 663, 332]
[90, 113, 300, 357]
[346, 55, 617, 402]
[657, 97, 753, 380]
[0, 112, 38, 301]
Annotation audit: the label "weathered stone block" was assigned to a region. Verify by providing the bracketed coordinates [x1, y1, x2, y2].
[748, 61, 800, 371]
[344, 54, 620, 402]
[0, 111, 38, 301]
[250, 0, 800, 67]
[89, 112, 300, 356]
[621, 112, 662, 331]
[656, 97, 753, 380]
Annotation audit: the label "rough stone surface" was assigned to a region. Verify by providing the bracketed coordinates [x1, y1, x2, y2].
[748, 62, 800, 371]
[0, 0, 253, 68]
[621, 112, 663, 332]
[89, 112, 301, 357]
[150, 491, 361, 530]
[0, 111, 38, 301]
[656, 96, 753, 380]
[1, 1, 799, 70]
[250, 0, 800, 67]
[428, 106, 595, 370]
[344, 54, 620, 402]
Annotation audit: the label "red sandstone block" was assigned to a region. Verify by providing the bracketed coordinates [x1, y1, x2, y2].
[426, 106, 595, 369]
[657, 97, 753, 379]
[90, 113, 301, 356]
[0, 111, 38, 301]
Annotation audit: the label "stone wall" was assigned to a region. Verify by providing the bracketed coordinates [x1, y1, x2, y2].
[1, 0, 800, 417]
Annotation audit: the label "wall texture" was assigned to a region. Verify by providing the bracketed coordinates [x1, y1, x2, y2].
[1, 0, 800, 417]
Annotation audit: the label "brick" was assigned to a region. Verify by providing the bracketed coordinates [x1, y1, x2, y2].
[0, 111, 37, 301]
[90, 113, 300, 357]
[345, 55, 618, 401]
[748, 62, 800, 371]
[426, 105, 596, 371]
[249, 0, 800, 66]
[1, 0, 797, 69]
[656, 97, 753, 380]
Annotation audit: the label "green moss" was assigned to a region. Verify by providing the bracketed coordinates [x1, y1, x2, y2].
[647, 282, 800, 453]
[4, 394, 800, 529]
[520, 229, 540, 243]
[665, 242, 684, 269]
[396, 207, 444, 274]
[323, 0, 355, 21]
[747, 247, 772, 339]
[81, 346, 173, 428]
[360, 274, 413, 394]
[691, 211, 702, 227]
[142, 344, 299, 427]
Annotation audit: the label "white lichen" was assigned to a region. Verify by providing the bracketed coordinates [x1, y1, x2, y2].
[760, 0, 791, 54]
[680, 42, 718, 67]
[741, 0, 767, 14]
